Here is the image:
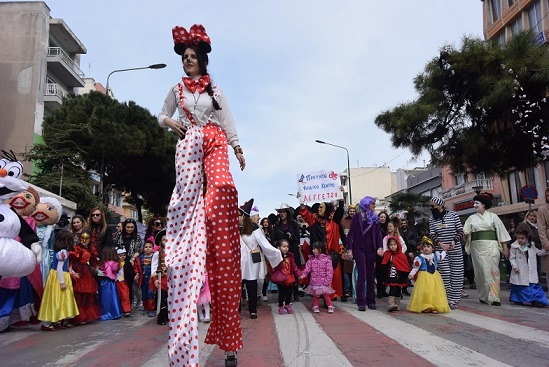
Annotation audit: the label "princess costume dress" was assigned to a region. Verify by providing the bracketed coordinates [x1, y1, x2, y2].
[37, 249, 79, 323]
[407, 252, 450, 314]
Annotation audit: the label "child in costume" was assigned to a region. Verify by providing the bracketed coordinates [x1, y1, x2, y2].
[407, 236, 450, 314]
[272, 239, 301, 315]
[151, 230, 168, 325]
[98, 247, 123, 320]
[380, 236, 411, 312]
[37, 229, 79, 330]
[509, 229, 549, 307]
[299, 241, 335, 314]
[69, 230, 100, 324]
[134, 240, 156, 316]
[116, 248, 132, 316]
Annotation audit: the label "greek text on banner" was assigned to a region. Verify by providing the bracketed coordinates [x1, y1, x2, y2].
[296, 170, 343, 204]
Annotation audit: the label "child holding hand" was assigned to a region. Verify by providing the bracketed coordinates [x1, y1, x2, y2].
[271, 239, 301, 315]
[299, 241, 335, 314]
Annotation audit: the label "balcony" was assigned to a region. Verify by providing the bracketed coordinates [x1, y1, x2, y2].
[440, 178, 494, 200]
[47, 47, 85, 88]
[43, 83, 67, 109]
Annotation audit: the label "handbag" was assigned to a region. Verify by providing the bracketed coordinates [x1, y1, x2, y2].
[328, 251, 340, 269]
[242, 237, 262, 264]
[251, 249, 262, 264]
[271, 268, 287, 284]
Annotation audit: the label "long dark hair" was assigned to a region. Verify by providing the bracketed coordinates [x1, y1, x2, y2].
[86, 207, 108, 237]
[312, 241, 327, 254]
[182, 45, 221, 110]
[101, 247, 118, 263]
[122, 218, 138, 240]
[261, 217, 272, 234]
[54, 229, 74, 252]
[69, 214, 86, 234]
[240, 215, 255, 236]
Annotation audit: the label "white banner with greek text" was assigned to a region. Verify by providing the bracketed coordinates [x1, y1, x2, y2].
[296, 170, 342, 204]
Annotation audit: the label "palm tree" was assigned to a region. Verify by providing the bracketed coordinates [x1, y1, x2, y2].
[388, 192, 431, 225]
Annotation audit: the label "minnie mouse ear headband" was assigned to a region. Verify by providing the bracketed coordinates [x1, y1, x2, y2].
[474, 192, 494, 209]
[239, 198, 254, 217]
[172, 24, 211, 55]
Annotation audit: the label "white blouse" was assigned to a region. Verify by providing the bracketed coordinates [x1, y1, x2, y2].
[240, 228, 283, 281]
[158, 79, 240, 148]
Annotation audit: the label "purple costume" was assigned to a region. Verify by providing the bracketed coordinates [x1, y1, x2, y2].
[347, 197, 383, 308]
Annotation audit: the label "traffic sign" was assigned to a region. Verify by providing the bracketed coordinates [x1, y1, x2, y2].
[520, 185, 538, 200]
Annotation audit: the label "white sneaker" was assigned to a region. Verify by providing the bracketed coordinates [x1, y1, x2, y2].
[262, 296, 268, 302]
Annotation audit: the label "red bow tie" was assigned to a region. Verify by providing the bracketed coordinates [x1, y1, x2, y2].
[182, 75, 210, 94]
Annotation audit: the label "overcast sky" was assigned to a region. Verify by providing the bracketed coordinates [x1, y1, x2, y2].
[41, 0, 483, 218]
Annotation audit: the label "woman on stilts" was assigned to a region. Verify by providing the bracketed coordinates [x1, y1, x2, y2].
[158, 24, 245, 367]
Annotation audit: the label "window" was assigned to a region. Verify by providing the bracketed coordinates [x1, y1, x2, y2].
[509, 16, 523, 37]
[474, 173, 486, 180]
[490, 0, 502, 22]
[455, 173, 467, 186]
[508, 171, 522, 203]
[528, 1, 543, 33]
[493, 30, 506, 45]
[525, 167, 536, 187]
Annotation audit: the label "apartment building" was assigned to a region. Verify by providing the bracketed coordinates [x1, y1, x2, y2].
[0, 1, 86, 174]
[482, 0, 549, 216]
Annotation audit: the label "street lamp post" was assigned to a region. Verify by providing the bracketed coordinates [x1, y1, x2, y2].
[100, 63, 167, 202]
[105, 63, 167, 98]
[315, 140, 352, 206]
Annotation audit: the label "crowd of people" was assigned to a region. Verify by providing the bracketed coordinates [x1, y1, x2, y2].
[5, 21, 549, 367]
[247, 192, 549, 317]
[1, 210, 173, 332]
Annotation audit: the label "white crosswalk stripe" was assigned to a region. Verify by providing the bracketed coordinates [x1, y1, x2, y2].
[337, 302, 513, 367]
[272, 302, 353, 367]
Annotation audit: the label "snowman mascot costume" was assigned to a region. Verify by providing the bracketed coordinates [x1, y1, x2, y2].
[0, 150, 41, 279]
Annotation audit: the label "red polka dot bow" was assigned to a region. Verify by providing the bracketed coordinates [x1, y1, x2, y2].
[172, 24, 211, 54]
[183, 75, 211, 94]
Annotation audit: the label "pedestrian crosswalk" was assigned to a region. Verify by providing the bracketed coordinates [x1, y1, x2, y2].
[1, 289, 548, 367]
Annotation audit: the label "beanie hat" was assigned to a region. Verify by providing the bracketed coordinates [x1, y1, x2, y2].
[431, 197, 445, 207]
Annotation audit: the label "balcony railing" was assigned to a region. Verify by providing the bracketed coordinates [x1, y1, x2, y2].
[47, 47, 84, 77]
[44, 83, 67, 99]
[441, 178, 494, 200]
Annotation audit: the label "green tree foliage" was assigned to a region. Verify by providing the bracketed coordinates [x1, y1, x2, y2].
[388, 192, 431, 223]
[375, 32, 549, 176]
[28, 92, 177, 217]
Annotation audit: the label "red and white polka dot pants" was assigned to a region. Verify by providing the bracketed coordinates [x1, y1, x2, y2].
[166, 123, 242, 367]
